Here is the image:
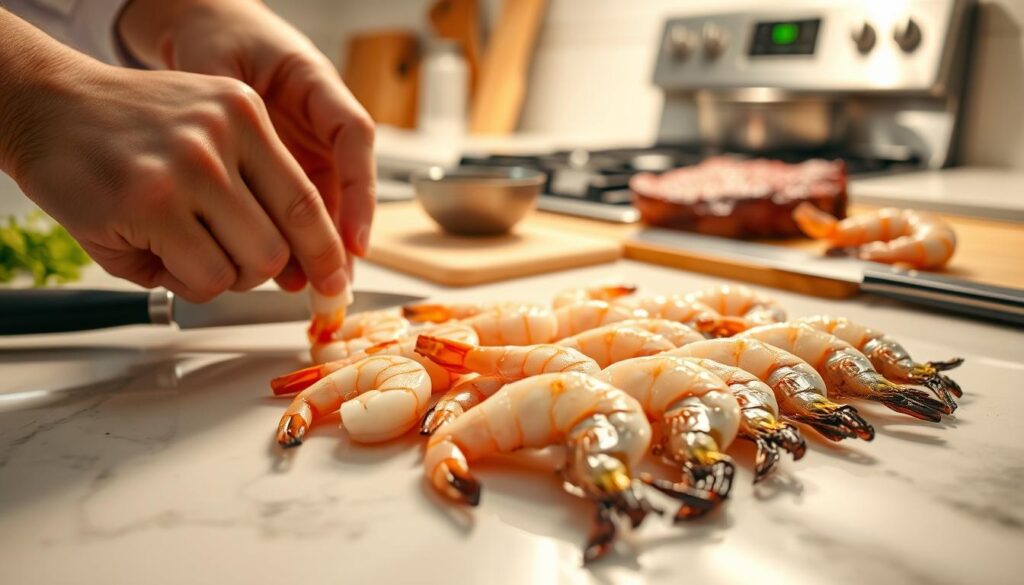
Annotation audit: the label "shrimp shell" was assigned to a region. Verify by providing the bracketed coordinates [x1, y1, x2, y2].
[797, 315, 962, 413]
[664, 339, 874, 442]
[684, 284, 786, 331]
[740, 324, 948, 422]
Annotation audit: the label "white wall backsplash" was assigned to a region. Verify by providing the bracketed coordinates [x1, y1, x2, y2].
[268, 0, 1023, 168]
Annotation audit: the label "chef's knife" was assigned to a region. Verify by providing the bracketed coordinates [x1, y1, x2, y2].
[631, 228, 1024, 326]
[0, 289, 425, 335]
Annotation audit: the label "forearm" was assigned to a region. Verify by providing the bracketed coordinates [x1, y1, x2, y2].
[0, 10, 93, 180]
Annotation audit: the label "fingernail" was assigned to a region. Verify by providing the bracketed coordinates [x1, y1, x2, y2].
[320, 267, 349, 297]
[357, 226, 370, 256]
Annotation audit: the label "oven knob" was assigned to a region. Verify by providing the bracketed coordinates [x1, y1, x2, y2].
[665, 24, 697, 61]
[702, 23, 727, 59]
[850, 22, 877, 54]
[893, 17, 922, 52]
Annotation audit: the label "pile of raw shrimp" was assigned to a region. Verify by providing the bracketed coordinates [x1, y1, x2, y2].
[272, 283, 963, 562]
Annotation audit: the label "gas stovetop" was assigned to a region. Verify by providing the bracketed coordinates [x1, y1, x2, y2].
[460, 145, 922, 222]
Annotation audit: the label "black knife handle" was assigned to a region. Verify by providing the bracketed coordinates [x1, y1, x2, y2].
[0, 289, 153, 335]
[862, 268, 1024, 327]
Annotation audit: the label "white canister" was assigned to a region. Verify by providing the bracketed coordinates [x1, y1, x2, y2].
[418, 38, 468, 137]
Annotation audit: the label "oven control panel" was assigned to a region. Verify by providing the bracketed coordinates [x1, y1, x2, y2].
[653, 0, 973, 94]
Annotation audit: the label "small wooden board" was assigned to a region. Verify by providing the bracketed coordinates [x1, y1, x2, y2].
[365, 203, 621, 286]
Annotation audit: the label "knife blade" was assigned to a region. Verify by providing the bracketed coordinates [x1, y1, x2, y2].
[0, 289, 425, 335]
[631, 228, 1024, 326]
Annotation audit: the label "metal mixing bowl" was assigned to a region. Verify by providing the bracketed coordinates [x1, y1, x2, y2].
[411, 166, 546, 236]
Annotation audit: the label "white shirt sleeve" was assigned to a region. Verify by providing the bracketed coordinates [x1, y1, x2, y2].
[4, 0, 138, 66]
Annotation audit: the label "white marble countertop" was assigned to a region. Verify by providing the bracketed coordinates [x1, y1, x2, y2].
[2, 257, 1023, 585]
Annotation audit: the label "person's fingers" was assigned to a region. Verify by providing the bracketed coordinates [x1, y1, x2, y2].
[151, 215, 237, 303]
[301, 67, 376, 257]
[83, 242, 221, 303]
[226, 80, 349, 297]
[273, 256, 307, 292]
[198, 172, 290, 291]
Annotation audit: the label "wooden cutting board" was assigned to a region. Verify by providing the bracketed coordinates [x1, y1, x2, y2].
[365, 203, 621, 286]
[624, 204, 1024, 297]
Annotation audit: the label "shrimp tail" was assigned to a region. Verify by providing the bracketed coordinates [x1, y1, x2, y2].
[601, 284, 639, 300]
[716, 316, 750, 337]
[276, 412, 309, 448]
[793, 202, 839, 240]
[789, 402, 875, 442]
[420, 402, 463, 435]
[270, 364, 332, 396]
[683, 455, 735, 502]
[415, 335, 473, 373]
[865, 379, 948, 422]
[402, 304, 452, 323]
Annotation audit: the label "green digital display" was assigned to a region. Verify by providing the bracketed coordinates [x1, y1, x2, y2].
[750, 19, 820, 56]
[771, 23, 799, 45]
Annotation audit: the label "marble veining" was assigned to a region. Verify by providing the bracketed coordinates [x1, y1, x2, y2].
[1, 260, 1023, 585]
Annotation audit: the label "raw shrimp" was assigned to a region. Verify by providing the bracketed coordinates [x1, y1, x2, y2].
[611, 318, 705, 347]
[740, 324, 948, 422]
[310, 309, 411, 363]
[554, 300, 640, 339]
[797, 315, 963, 413]
[558, 325, 676, 368]
[272, 322, 478, 397]
[793, 203, 957, 269]
[415, 335, 601, 434]
[664, 339, 875, 442]
[307, 288, 353, 344]
[599, 356, 740, 511]
[419, 374, 506, 435]
[276, 356, 431, 446]
[424, 372, 711, 563]
[672, 356, 806, 482]
[406, 301, 558, 346]
[552, 284, 638, 309]
[684, 284, 786, 330]
[621, 295, 730, 335]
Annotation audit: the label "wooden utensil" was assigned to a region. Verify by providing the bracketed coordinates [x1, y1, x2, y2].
[342, 30, 420, 129]
[428, 0, 483, 97]
[469, 0, 548, 135]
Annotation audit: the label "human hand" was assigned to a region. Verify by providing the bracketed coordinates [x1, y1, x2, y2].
[1, 48, 349, 302]
[119, 0, 376, 292]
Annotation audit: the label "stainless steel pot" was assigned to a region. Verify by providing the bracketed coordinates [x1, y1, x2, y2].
[411, 166, 545, 236]
[695, 88, 848, 151]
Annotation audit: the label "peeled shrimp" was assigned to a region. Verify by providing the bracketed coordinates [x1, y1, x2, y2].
[797, 315, 963, 413]
[611, 318, 705, 347]
[310, 309, 411, 363]
[599, 356, 741, 512]
[684, 284, 786, 330]
[415, 335, 601, 434]
[405, 301, 558, 346]
[664, 338, 875, 442]
[552, 284, 638, 309]
[672, 356, 805, 482]
[620, 295, 728, 335]
[554, 300, 640, 339]
[793, 203, 957, 269]
[740, 324, 948, 422]
[426, 372, 700, 563]
[558, 325, 676, 368]
[276, 355, 431, 446]
[272, 322, 478, 397]
[307, 287, 353, 344]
